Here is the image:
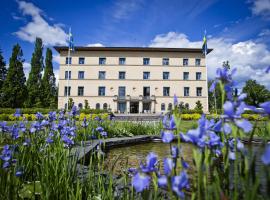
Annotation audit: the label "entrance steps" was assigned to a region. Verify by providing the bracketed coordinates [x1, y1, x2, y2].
[113, 114, 162, 122]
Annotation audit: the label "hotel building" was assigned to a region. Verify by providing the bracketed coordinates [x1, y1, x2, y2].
[54, 47, 212, 113]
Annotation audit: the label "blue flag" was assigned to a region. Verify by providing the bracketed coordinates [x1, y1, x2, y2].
[69, 32, 74, 52]
[202, 34, 207, 55]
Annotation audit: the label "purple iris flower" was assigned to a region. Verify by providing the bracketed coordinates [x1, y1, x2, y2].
[209, 80, 217, 92]
[158, 175, 167, 188]
[0, 122, 9, 133]
[132, 173, 150, 193]
[46, 137, 54, 144]
[261, 145, 270, 165]
[96, 126, 104, 132]
[265, 66, 270, 73]
[48, 111, 57, 122]
[171, 146, 179, 158]
[260, 101, 270, 115]
[11, 125, 19, 140]
[236, 139, 244, 151]
[0, 145, 12, 168]
[171, 171, 189, 198]
[81, 117, 89, 128]
[70, 105, 79, 117]
[181, 157, 189, 169]
[58, 110, 65, 120]
[223, 123, 232, 135]
[14, 109, 21, 118]
[229, 151, 236, 160]
[30, 121, 42, 133]
[15, 170, 23, 177]
[61, 135, 74, 147]
[173, 94, 178, 106]
[235, 119, 253, 133]
[35, 112, 44, 120]
[41, 120, 49, 127]
[128, 167, 138, 174]
[19, 122, 26, 133]
[161, 131, 174, 143]
[100, 131, 107, 137]
[162, 115, 176, 130]
[164, 158, 174, 175]
[140, 152, 158, 173]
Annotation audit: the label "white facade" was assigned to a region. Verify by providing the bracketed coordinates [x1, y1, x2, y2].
[55, 47, 212, 113]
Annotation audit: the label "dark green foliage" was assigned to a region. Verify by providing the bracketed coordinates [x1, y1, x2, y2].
[41, 48, 57, 108]
[0, 44, 27, 108]
[222, 60, 230, 70]
[26, 38, 44, 107]
[0, 48, 7, 90]
[242, 79, 270, 107]
[68, 98, 74, 109]
[195, 100, 203, 112]
[84, 99, 89, 109]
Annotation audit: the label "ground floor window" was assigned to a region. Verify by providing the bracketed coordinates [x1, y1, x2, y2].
[118, 102, 126, 113]
[78, 103, 83, 109]
[168, 103, 172, 111]
[161, 103, 165, 111]
[96, 103, 100, 109]
[103, 103, 108, 110]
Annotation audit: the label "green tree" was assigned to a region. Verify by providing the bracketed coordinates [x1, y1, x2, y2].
[242, 79, 270, 106]
[208, 80, 222, 112]
[84, 99, 89, 109]
[195, 100, 203, 112]
[41, 48, 57, 108]
[0, 48, 7, 90]
[0, 44, 27, 108]
[26, 38, 43, 107]
[222, 60, 230, 70]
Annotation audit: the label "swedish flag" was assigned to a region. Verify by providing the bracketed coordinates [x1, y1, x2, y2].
[202, 34, 207, 56]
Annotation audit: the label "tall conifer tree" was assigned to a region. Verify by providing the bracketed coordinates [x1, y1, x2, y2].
[27, 37, 43, 107]
[0, 48, 7, 90]
[41, 48, 57, 108]
[0, 44, 27, 108]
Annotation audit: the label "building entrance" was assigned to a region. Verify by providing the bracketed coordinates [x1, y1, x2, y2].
[130, 102, 139, 113]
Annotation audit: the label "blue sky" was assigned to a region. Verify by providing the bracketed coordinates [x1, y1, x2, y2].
[0, 0, 270, 87]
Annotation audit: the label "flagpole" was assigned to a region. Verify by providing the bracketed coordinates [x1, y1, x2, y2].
[204, 30, 209, 114]
[66, 27, 71, 110]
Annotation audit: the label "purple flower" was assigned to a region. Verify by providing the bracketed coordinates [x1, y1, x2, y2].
[171, 171, 189, 198]
[223, 123, 232, 135]
[48, 111, 57, 122]
[260, 101, 270, 115]
[23, 138, 31, 146]
[35, 112, 44, 120]
[100, 131, 107, 137]
[128, 167, 138, 174]
[15, 170, 23, 177]
[209, 80, 217, 92]
[223, 101, 235, 118]
[70, 105, 79, 117]
[46, 137, 54, 144]
[140, 152, 158, 173]
[61, 135, 74, 147]
[261, 145, 270, 165]
[132, 173, 150, 193]
[236, 139, 244, 151]
[171, 146, 179, 158]
[181, 158, 189, 169]
[229, 151, 235, 160]
[81, 117, 89, 128]
[11, 125, 19, 140]
[0, 145, 12, 168]
[162, 115, 176, 130]
[161, 131, 174, 143]
[173, 94, 178, 106]
[19, 122, 26, 133]
[265, 66, 270, 73]
[158, 175, 167, 188]
[164, 158, 174, 175]
[235, 119, 253, 133]
[14, 109, 21, 118]
[96, 126, 104, 132]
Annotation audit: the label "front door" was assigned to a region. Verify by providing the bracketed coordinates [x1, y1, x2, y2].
[118, 102, 126, 113]
[130, 102, 139, 113]
[143, 102, 151, 113]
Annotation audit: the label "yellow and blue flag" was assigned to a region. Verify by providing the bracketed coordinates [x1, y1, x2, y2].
[202, 33, 207, 56]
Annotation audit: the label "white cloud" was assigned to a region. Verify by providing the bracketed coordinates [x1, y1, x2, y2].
[53, 54, 60, 64]
[258, 28, 270, 36]
[251, 0, 270, 18]
[112, 0, 143, 20]
[14, 1, 68, 46]
[149, 32, 270, 88]
[86, 43, 104, 47]
[23, 62, 31, 79]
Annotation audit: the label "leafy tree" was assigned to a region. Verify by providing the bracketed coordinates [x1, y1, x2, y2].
[0, 44, 27, 107]
[195, 100, 203, 112]
[84, 99, 89, 109]
[0, 48, 7, 90]
[26, 38, 43, 107]
[68, 98, 74, 110]
[242, 79, 270, 107]
[208, 80, 222, 112]
[41, 48, 57, 108]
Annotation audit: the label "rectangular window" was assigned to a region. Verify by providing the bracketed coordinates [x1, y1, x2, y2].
[183, 58, 189, 66]
[65, 71, 71, 79]
[143, 72, 150, 80]
[79, 57, 85, 65]
[195, 59, 201, 66]
[163, 87, 170, 96]
[163, 72, 169, 80]
[98, 87, 105, 96]
[99, 57, 106, 65]
[118, 86, 126, 97]
[119, 57, 126, 65]
[78, 71, 84, 79]
[163, 58, 169, 65]
[65, 57, 72, 64]
[197, 87, 202, 96]
[64, 86, 71, 96]
[143, 87, 150, 97]
[183, 72, 189, 80]
[119, 71, 126, 79]
[184, 87, 190, 96]
[98, 71, 106, 79]
[78, 86, 84, 96]
[143, 58, 150, 65]
[196, 72, 202, 80]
